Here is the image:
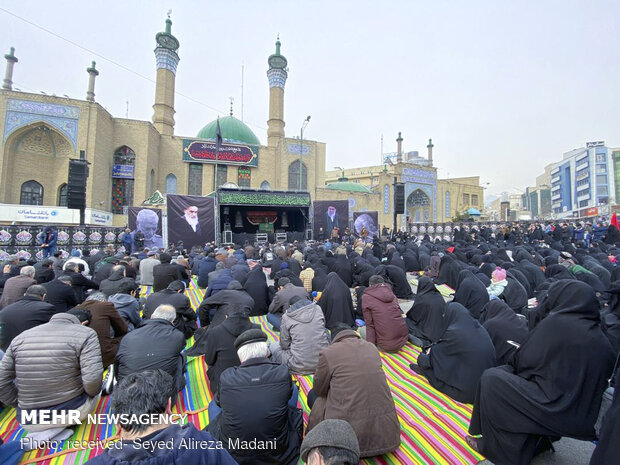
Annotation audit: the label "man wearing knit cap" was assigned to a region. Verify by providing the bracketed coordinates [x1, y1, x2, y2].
[300, 419, 360, 465]
[207, 328, 302, 464]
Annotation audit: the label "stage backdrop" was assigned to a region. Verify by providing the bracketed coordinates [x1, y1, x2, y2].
[128, 207, 164, 252]
[313, 200, 348, 240]
[167, 194, 215, 249]
[353, 211, 379, 238]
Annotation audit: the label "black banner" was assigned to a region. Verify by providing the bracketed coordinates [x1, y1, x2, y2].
[127, 207, 164, 252]
[312, 200, 349, 240]
[353, 211, 379, 239]
[166, 194, 215, 249]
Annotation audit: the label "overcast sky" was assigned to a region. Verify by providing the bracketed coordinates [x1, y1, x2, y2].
[1, 1, 618, 195]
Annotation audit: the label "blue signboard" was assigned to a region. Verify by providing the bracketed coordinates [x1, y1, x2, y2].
[112, 164, 134, 179]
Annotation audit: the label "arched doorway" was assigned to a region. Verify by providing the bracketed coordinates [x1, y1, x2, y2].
[407, 189, 431, 223]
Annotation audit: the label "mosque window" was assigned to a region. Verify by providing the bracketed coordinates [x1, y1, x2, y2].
[444, 191, 450, 218]
[111, 146, 136, 214]
[188, 164, 203, 195]
[57, 184, 68, 207]
[260, 181, 271, 190]
[166, 174, 178, 194]
[288, 160, 307, 190]
[238, 167, 251, 188]
[463, 193, 470, 205]
[21, 180, 44, 205]
[216, 165, 228, 188]
[471, 194, 478, 206]
[148, 169, 155, 194]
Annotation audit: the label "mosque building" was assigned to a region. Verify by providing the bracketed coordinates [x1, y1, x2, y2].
[0, 16, 483, 235]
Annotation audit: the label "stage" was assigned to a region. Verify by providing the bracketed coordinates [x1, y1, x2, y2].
[216, 188, 311, 245]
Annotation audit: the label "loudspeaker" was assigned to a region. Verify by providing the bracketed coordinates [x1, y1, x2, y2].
[67, 160, 89, 209]
[394, 183, 405, 214]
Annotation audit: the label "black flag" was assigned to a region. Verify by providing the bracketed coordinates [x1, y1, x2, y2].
[216, 117, 222, 149]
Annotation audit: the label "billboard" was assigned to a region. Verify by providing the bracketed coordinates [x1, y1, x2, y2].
[312, 200, 349, 241]
[353, 211, 379, 239]
[128, 207, 164, 252]
[182, 139, 259, 167]
[166, 194, 215, 249]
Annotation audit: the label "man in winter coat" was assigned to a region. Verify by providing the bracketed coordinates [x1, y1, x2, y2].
[115, 305, 186, 391]
[152, 253, 184, 292]
[143, 280, 197, 339]
[267, 278, 309, 330]
[77, 292, 128, 368]
[198, 280, 254, 328]
[138, 250, 160, 286]
[307, 325, 400, 458]
[208, 329, 302, 465]
[99, 265, 136, 298]
[270, 296, 330, 374]
[0, 285, 56, 351]
[34, 259, 55, 284]
[197, 253, 218, 288]
[0, 310, 102, 437]
[108, 281, 141, 330]
[87, 369, 238, 465]
[361, 275, 409, 352]
[61, 262, 98, 303]
[43, 274, 79, 313]
[0, 266, 36, 309]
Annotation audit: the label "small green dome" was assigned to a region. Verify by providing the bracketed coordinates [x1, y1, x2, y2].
[196, 116, 261, 146]
[325, 181, 373, 193]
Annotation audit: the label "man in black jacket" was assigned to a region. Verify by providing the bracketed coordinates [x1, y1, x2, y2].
[99, 265, 136, 298]
[62, 262, 99, 303]
[152, 253, 184, 292]
[0, 285, 56, 351]
[115, 304, 186, 391]
[143, 281, 197, 339]
[207, 329, 302, 465]
[198, 280, 255, 328]
[34, 259, 55, 284]
[44, 274, 79, 313]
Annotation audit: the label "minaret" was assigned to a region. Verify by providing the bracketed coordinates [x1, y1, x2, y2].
[427, 138, 434, 166]
[152, 16, 180, 136]
[3, 47, 18, 91]
[86, 61, 99, 102]
[266, 36, 288, 147]
[396, 132, 403, 163]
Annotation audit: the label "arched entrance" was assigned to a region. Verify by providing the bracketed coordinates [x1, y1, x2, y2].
[407, 189, 431, 223]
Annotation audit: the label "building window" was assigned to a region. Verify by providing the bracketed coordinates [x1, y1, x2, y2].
[260, 180, 271, 190]
[188, 164, 203, 195]
[288, 160, 307, 190]
[596, 165, 607, 174]
[463, 193, 470, 205]
[597, 186, 609, 196]
[238, 167, 251, 188]
[579, 200, 589, 208]
[148, 169, 155, 194]
[444, 191, 450, 218]
[471, 194, 478, 206]
[596, 153, 607, 163]
[57, 183, 68, 207]
[216, 165, 228, 187]
[111, 146, 135, 214]
[20, 180, 43, 205]
[596, 174, 607, 185]
[166, 174, 177, 194]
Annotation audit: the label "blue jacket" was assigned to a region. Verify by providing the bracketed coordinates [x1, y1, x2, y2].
[37, 230, 58, 248]
[121, 232, 133, 250]
[86, 423, 237, 464]
[198, 257, 218, 288]
[205, 269, 233, 298]
[573, 227, 585, 241]
[592, 225, 608, 242]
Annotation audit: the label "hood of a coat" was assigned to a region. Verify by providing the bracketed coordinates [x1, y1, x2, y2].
[108, 293, 138, 309]
[107, 268, 125, 281]
[286, 299, 316, 323]
[365, 283, 396, 303]
[226, 280, 243, 291]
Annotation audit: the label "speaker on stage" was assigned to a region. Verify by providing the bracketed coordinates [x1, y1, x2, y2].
[234, 211, 243, 228]
[281, 211, 289, 228]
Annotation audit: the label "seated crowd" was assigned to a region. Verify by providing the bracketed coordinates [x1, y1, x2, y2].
[0, 224, 618, 465]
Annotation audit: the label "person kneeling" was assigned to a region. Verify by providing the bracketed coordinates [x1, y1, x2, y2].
[208, 329, 303, 465]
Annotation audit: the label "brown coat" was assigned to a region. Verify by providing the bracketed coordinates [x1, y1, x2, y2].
[362, 283, 409, 352]
[0, 275, 35, 309]
[307, 330, 401, 457]
[77, 300, 128, 367]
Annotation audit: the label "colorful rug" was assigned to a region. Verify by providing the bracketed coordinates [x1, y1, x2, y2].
[0, 278, 482, 464]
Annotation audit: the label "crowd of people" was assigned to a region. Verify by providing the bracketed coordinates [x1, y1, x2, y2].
[0, 217, 617, 464]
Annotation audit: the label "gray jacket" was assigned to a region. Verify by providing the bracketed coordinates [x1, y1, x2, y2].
[0, 313, 103, 408]
[139, 257, 160, 286]
[268, 283, 309, 314]
[279, 299, 330, 374]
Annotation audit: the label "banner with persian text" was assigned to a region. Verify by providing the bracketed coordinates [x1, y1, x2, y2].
[182, 139, 259, 167]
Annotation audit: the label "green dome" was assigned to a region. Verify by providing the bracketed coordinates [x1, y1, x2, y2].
[325, 181, 373, 193]
[196, 115, 261, 146]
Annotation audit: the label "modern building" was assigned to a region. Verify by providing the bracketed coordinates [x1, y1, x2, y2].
[551, 141, 619, 218]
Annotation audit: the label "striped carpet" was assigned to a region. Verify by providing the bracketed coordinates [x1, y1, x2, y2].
[0, 278, 482, 464]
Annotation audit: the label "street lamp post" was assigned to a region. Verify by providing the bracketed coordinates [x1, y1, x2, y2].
[299, 115, 311, 190]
